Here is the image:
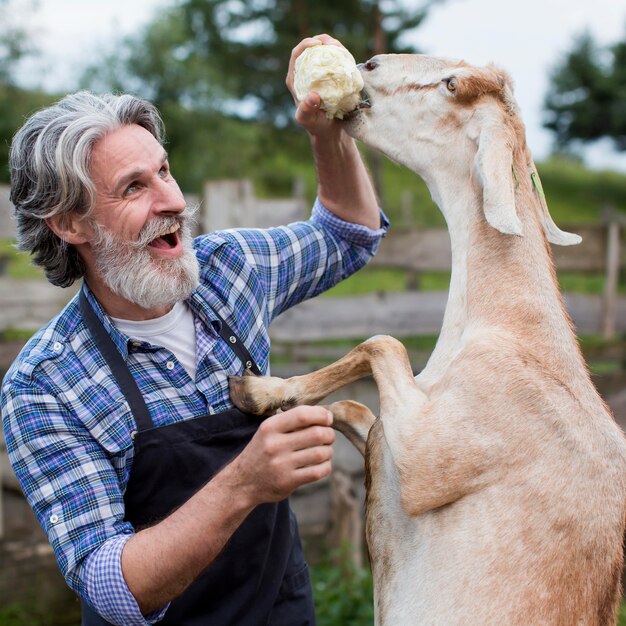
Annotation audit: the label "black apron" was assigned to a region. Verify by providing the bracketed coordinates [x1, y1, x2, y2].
[78, 291, 315, 625]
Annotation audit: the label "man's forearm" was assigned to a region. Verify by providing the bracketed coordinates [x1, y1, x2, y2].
[119, 405, 334, 617]
[121, 460, 256, 615]
[311, 130, 380, 230]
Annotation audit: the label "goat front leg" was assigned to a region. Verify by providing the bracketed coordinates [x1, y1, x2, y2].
[325, 400, 377, 456]
[229, 335, 425, 454]
[229, 341, 372, 416]
[229, 335, 412, 415]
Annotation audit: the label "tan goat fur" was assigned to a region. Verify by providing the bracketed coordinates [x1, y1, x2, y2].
[230, 54, 626, 625]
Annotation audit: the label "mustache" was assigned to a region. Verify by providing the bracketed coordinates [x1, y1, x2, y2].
[92, 203, 199, 249]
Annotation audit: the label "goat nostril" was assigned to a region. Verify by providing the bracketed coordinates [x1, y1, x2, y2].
[361, 59, 378, 72]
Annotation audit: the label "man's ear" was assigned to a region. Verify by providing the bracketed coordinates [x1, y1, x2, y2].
[45, 213, 92, 245]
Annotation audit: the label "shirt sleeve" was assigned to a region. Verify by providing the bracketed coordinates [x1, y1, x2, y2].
[1, 378, 164, 625]
[216, 197, 389, 322]
[310, 198, 389, 250]
[82, 535, 169, 625]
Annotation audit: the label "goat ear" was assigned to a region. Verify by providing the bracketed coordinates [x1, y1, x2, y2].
[474, 119, 523, 236]
[529, 170, 582, 246]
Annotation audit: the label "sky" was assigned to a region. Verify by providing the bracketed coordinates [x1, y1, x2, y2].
[14, 0, 626, 172]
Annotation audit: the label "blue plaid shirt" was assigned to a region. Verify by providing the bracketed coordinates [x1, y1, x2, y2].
[1, 200, 387, 625]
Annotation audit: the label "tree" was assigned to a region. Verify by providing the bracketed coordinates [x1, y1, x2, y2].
[543, 30, 626, 153]
[172, 0, 441, 125]
[82, 0, 444, 196]
[0, 0, 33, 85]
[0, 0, 54, 185]
[85, 0, 442, 123]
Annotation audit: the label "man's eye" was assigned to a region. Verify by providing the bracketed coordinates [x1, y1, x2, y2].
[159, 166, 169, 178]
[124, 183, 139, 196]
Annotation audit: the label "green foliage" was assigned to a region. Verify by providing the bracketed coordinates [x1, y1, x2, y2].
[171, 0, 437, 125]
[544, 29, 626, 152]
[0, 239, 43, 279]
[0, 0, 36, 85]
[536, 157, 626, 223]
[310, 549, 375, 626]
[79, 0, 447, 193]
[82, 0, 440, 125]
[0, 91, 56, 184]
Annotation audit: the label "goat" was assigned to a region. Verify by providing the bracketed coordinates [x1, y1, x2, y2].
[230, 54, 626, 625]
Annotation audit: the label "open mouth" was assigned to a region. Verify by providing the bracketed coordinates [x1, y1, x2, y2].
[148, 224, 181, 250]
[358, 89, 372, 109]
[344, 90, 371, 121]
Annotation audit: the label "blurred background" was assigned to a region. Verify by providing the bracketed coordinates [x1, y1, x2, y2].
[1, 0, 626, 624]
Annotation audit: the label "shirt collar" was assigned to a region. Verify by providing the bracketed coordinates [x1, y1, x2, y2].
[187, 283, 223, 336]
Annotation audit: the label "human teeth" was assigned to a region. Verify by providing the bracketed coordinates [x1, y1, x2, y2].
[161, 224, 180, 236]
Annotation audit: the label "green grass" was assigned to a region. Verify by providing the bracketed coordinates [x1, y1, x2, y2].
[310, 549, 375, 626]
[0, 239, 43, 280]
[321, 265, 620, 297]
[361, 153, 626, 228]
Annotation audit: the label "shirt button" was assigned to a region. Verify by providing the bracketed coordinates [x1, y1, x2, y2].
[49, 514, 59, 524]
[229, 336, 237, 344]
[53, 342, 63, 352]
[130, 430, 138, 441]
[166, 361, 175, 370]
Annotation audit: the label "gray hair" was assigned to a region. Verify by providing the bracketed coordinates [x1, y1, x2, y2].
[9, 91, 165, 287]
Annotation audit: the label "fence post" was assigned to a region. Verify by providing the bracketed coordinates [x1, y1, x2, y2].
[601, 206, 624, 339]
[202, 179, 254, 231]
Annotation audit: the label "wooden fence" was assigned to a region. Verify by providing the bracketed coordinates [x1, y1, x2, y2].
[0, 215, 624, 339]
[1, 181, 625, 556]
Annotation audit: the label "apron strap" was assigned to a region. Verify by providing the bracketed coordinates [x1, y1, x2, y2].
[79, 288, 263, 431]
[79, 289, 154, 432]
[211, 311, 262, 376]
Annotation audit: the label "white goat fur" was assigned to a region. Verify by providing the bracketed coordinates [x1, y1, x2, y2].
[230, 55, 626, 625]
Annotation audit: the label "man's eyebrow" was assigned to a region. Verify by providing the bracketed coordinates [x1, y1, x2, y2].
[114, 151, 169, 192]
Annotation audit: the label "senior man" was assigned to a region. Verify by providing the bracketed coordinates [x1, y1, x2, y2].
[1, 35, 386, 626]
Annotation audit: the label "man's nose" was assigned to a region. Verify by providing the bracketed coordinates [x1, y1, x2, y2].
[153, 176, 186, 215]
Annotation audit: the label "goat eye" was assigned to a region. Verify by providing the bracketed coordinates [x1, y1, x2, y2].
[364, 59, 378, 71]
[445, 77, 457, 92]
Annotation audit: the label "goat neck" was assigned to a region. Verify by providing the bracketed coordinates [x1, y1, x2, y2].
[420, 151, 588, 398]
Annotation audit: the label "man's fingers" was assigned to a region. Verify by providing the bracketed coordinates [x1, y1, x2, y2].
[283, 424, 336, 452]
[266, 405, 333, 434]
[287, 37, 323, 90]
[290, 444, 334, 470]
[309, 34, 344, 49]
[293, 460, 333, 485]
[286, 34, 345, 94]
[294, 92, 325, 125]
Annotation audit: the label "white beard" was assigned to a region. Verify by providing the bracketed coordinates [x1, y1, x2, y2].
[90, 206, 200, 310]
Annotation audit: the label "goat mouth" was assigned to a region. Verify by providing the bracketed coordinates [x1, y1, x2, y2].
[344, 90, 371, 121]
[358, 89, 371, 109]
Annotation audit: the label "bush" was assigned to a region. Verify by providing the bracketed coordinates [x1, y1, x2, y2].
[311, 548, 375, 626]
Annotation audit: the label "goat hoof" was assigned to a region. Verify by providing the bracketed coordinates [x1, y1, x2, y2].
[229, 375, 262, 415]
[228, 374, 287, 416]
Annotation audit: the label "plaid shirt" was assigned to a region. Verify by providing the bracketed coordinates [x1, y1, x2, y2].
[1, 200, 387, 625]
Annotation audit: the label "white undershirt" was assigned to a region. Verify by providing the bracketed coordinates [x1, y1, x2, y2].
[111, 301, 198, 380]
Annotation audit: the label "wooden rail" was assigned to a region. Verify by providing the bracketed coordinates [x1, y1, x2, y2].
[0, 219, 623, 338]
